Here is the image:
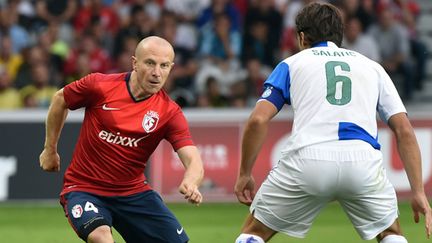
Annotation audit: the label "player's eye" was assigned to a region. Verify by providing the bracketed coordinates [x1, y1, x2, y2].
[144, 60, 156, 67]
[160, 63, 171, 69]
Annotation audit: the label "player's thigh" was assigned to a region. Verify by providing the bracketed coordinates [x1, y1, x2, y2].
[61, 192, 113, 241]
[111, 190, 189, 243]
[338, 160, 399, 240]
[251, 159, 334, 238]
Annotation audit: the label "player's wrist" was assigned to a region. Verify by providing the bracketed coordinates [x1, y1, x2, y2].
[43, 144, 58, 151]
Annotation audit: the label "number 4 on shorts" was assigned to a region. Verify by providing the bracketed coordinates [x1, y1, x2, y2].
[84, 201, 99, 213]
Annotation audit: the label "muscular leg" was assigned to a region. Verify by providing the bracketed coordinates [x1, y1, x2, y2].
[376, 219, 407, 243]
[238, 213, 277, 242]
[87, 225, 114, 243]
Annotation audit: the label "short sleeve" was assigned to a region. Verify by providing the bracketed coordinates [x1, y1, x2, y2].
[63, 73, 99, 110]
[165, 108, 194, 150]
[376, 66, 407, 122]
[263, 62, 291, 104]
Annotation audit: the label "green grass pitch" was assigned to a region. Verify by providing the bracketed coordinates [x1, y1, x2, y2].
[0, 201, 428, 242]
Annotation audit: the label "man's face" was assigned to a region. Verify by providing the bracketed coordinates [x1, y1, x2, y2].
[132, 43, 174, 95]
[345, 19, 361, 42]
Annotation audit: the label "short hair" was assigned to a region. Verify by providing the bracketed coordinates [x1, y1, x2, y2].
[295, 2, 344, 47]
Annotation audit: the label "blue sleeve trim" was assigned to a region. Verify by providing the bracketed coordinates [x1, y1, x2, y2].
[263, 62, 291, 104]
[259, 86, 285, 111]
[338, 122, 381, 150]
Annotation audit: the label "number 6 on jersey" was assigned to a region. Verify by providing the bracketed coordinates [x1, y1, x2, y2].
[325, 61, 351, 105]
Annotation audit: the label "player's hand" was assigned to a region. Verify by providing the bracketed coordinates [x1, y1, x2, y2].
[179, 181, 203, 205]
[234, 174, 256, 206]
[39, 148, 60, 172]
[411, 192, 432, 238]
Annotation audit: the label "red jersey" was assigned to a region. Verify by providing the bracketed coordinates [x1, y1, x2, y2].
[61, 72, 194, 196]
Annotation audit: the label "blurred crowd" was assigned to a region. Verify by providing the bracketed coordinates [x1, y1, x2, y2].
[0, 0, 428, 109]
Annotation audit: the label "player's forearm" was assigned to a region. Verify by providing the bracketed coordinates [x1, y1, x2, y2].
[44, 90, 69, 151]
[395, 128, 424, 193]
[183, 159, 204, 186]
[239, 117, 268, 176]
[178, 146, 204, 186]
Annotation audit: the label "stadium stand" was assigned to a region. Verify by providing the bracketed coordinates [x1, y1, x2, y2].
[0, 0, 431, 109]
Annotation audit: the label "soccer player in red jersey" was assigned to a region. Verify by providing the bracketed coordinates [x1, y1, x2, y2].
[39, 36, 204, 243]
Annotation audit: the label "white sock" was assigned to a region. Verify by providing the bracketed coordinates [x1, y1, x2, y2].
[235, 233, 265, 243]
[380, 235, 408, 243]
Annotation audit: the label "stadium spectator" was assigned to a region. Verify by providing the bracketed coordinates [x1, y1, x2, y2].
[14, 44, 53, 88]
[279, 0, 314, 57]
[19, 62, 58, 108]
[342, 16, 381, 62]
[34, 0, 77, 45]
[0, 1, 31, 54]
[63, 33, 112, 76]
[163, 0, 209, 50]
[64, 53, 91, 85]
[112, 4, 155, 59]
[157, 10, 199, 107]
[197, 0, 241, 32]
[0, 34, 23, 81]
[241, 58, 271, 100]
[73, 0, 119, 36]
[0, 65, 22, 109]
[234, 2, 431, 243]
[331, 0, 378, 31]
[196, 11, 244, 97]
[241, 20, 273, 67]
[382, 0, 429, 91]
[39, 36, 204, 243]
[197, 76, 229, 107]
[109, 50, 133, 73]
[242, 0, 283, 65]
[368, 7, 415, 101]
[36, 23, 69, 85]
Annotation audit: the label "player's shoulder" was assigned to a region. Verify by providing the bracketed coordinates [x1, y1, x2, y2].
[155, 89, 182, 111]
[89, 72, 129, 83]
[339, 47, 384, 71]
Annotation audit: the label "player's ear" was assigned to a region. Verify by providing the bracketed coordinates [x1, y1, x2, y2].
[132, 56, 137, 71]
[297, 32, 308, 50]
[297, 32, 303, 50]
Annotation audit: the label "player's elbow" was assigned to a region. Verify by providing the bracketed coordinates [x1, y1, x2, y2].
[248, 113, 271, 128]
[394, 125, 416, 142]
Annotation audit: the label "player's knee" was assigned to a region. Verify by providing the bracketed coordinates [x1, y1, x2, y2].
[87, 225, 114, 243]
[380, 235, 408, 243]
[235, 233, 265, 243]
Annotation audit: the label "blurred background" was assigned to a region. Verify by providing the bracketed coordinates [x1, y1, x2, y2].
[0, 0, 431, 203]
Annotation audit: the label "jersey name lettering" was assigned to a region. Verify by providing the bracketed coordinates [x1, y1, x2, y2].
[312, 50, 356, 57]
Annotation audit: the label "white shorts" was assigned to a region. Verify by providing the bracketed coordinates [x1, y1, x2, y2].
[250, 140, 398, 240]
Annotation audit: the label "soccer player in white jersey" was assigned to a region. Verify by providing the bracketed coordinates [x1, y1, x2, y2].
[234, 2, 432, 243]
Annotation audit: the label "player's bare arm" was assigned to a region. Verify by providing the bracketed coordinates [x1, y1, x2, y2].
[177, 145, 204, 205]
[235, 100, 278, 205]
[388, 112, 432, 238]
[39, 89, 69, 172]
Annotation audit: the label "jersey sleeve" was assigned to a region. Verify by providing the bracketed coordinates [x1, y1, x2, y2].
[263, 61, 291, 105]
[165, 108, 194, 150]
[376, 65, 407, 123]
[63, 73, 99, 110]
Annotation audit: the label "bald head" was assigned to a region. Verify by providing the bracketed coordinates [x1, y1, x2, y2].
[135, 36, 175, 61]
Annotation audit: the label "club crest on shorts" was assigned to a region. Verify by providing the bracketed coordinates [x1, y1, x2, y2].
[71, 204, 83, 218]
[142, 110, 159, 133]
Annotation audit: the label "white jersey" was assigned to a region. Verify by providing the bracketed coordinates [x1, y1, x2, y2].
[262, 41, 406, 152]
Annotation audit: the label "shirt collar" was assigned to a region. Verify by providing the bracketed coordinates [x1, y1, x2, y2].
[312, 41, 338, 48]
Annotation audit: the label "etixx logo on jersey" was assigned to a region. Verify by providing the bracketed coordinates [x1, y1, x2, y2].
[143, 110, 159, 133]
